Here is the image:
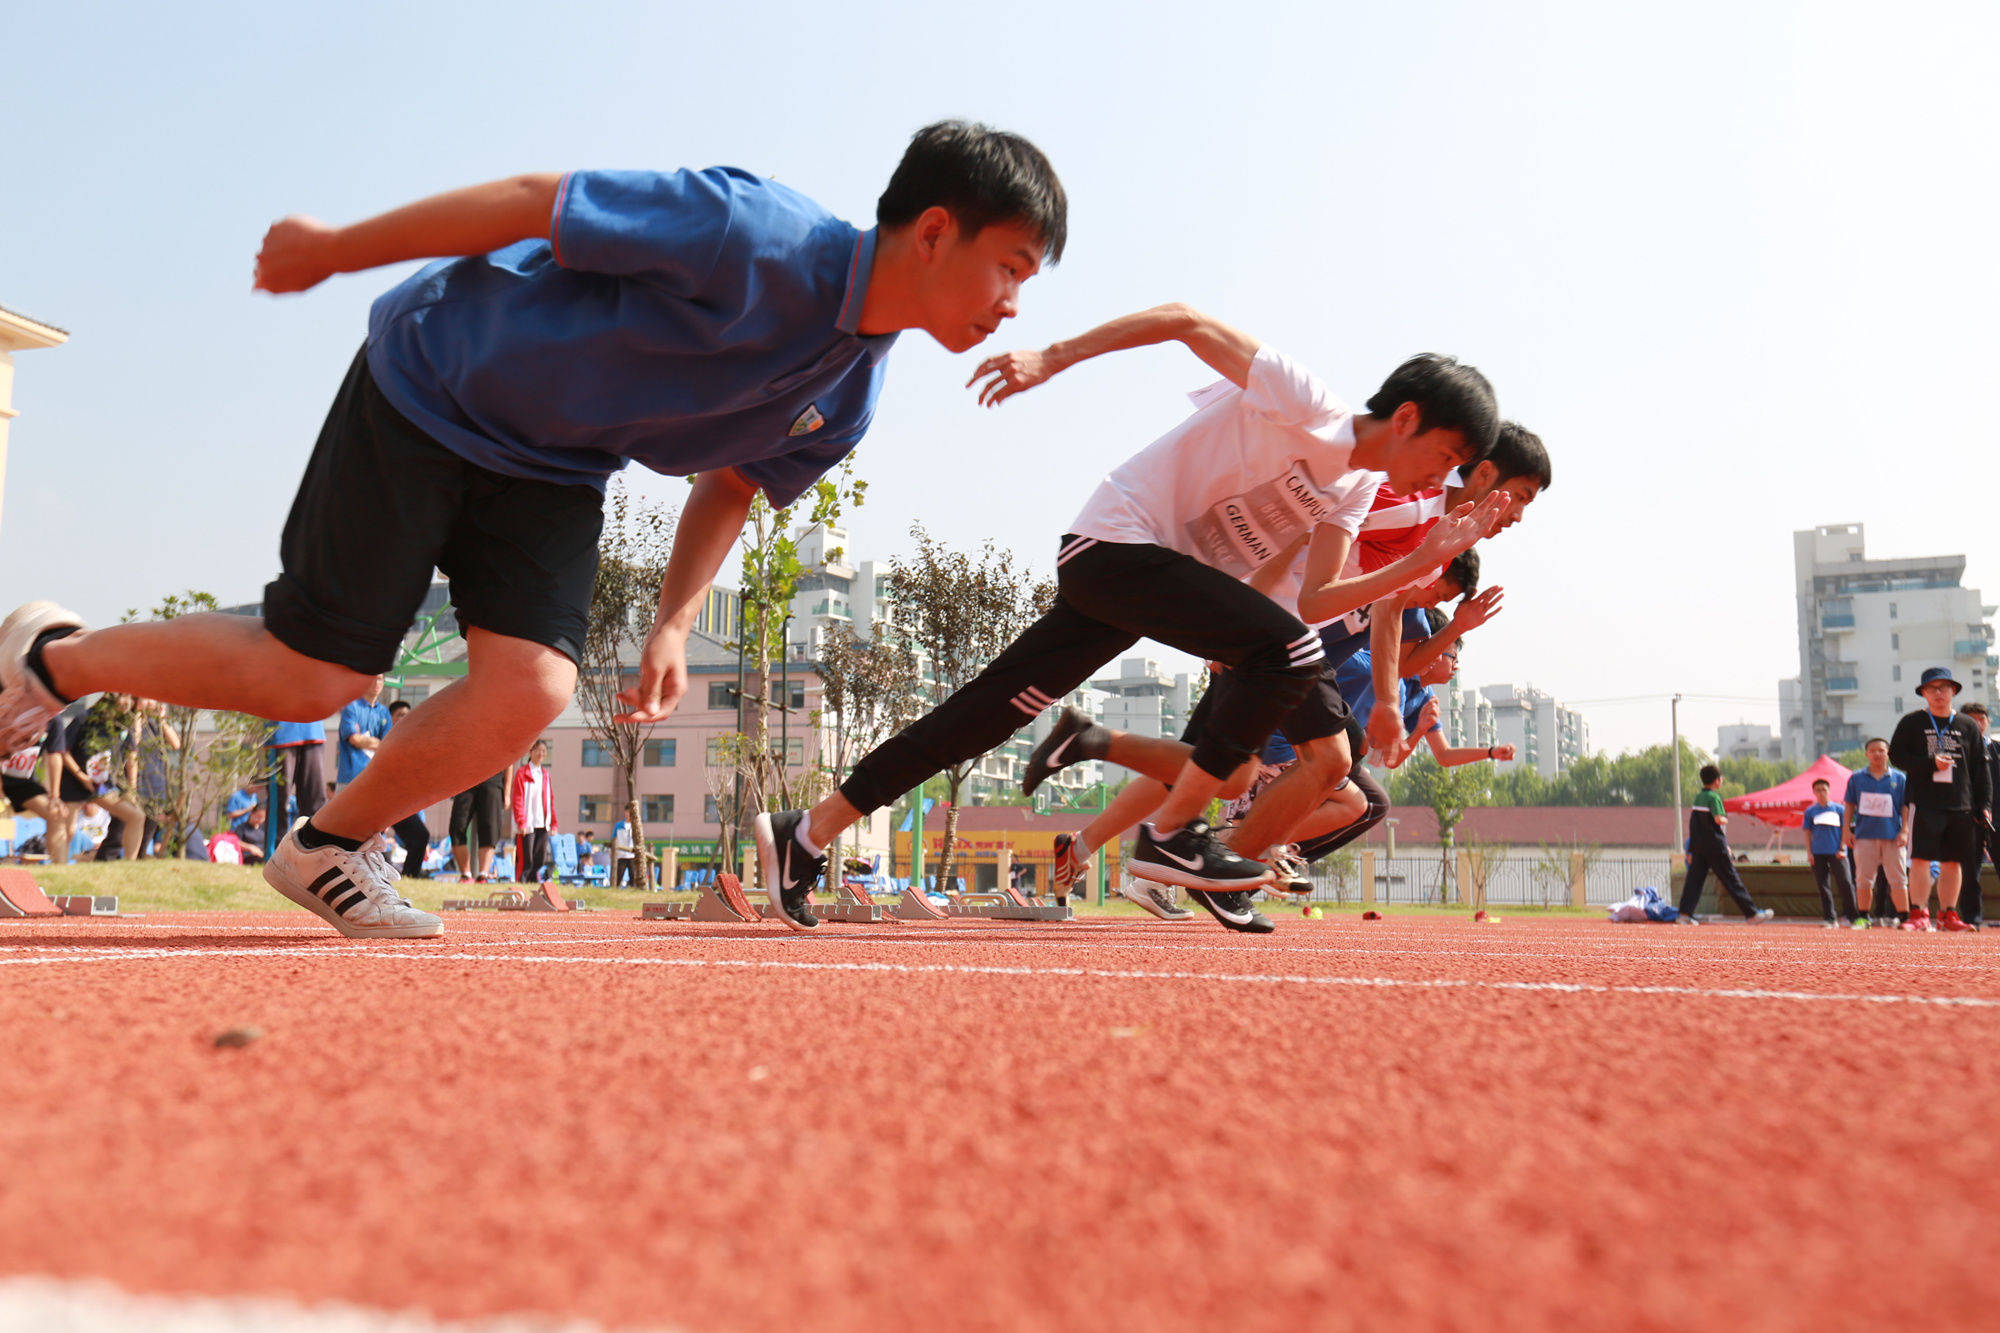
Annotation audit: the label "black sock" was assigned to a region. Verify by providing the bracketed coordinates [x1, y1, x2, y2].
[295, 819, 362, 853]
[23, 627, 80, 704]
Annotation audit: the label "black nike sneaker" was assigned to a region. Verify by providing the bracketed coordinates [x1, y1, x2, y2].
[1021, 706, 1112, 797]
[1129, 819, 1271, 891]
[753, 810, 824, 931]
[1185, 888, 1277, 934]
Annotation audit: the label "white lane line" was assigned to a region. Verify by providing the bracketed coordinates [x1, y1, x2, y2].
[4, 944, 1996, 1009]
[0, 1275, 668, 1331]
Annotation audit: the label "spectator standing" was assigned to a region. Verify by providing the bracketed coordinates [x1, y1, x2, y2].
[1843, 737, 1908, 928]
[2, 723, 63, 834]
[267, 711, 326, 825]
[1677, 764, 1775, 924]
[1887, 667, 1989, 932]
[450, 769, 507, 883]
[509, 739, 557, 883]
[1960, 702, 1997, 930]
[613, 817, 636, 887]
[1801, 778, 1859, 927]
[335, 675, 391, 791]
[382, 699, 430, 878]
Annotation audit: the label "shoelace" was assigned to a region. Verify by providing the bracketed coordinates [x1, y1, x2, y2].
[352, 834, 412, 909]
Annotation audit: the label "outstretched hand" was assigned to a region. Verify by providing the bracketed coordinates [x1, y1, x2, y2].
[969, 348, 1059, 407]
[1426, 491, 1512, 559]
[254, 216, 342, 294]
[1452, 585, 1505, 633]
[615, 627, 689, 724]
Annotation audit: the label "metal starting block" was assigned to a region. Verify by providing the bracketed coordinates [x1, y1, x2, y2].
[642, 873, 763, 923]
[55, 894, 121, 917]
[442, 889, 529, 911]
[893, 883, 1070, 922]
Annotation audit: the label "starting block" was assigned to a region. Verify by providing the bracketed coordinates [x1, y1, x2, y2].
[55, 895, 120, 917]
[642, 872, 764, 923]
[442, 888, 529, 911]
[893, 879, 1070, 922]
[0, 869, 61, 919]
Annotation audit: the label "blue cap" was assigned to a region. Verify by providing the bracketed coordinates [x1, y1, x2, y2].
[1916, 665, 1962, 696]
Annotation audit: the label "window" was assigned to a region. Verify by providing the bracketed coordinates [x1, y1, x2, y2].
[770, 680, 806, 710]
[578, 793, 613, 823]
[774, 736, 805, 767]
[1890, 602, 1898, 620]
[1892, 632, 1900, 650]
[704, 795, 722, 823]
[393, 687, 429, 705]
[707, 735, 732, 764]
[643, 738, 676, 767]
[642, 794, 674, 823]
[708, 682, 737, 710]
[581, 739, 613, 767]
[1893, 665, 1902, 682]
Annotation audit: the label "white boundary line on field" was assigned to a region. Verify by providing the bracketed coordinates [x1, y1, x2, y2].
[4, 942, 1997, 1009]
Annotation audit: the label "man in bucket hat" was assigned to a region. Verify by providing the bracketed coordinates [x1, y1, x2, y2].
[1887, 666, 1989, 931]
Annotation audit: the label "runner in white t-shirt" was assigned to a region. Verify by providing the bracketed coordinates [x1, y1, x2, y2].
[759, 302, 1501, 934]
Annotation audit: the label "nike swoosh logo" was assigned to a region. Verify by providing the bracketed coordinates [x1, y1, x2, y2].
[1152, 844, 1206, 871]
[1197, 893, 1255, 924]
[1046, 733, 1076, 766]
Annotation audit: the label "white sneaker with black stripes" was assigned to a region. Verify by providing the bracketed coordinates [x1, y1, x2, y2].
[264, 827, 443, 938]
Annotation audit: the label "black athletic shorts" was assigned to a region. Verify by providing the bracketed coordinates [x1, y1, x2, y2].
[1182, 663, 1354, 753]
[1911, 806, 1983, 864]
[3, 775, 45, 813]
[263, 347, 607, 674]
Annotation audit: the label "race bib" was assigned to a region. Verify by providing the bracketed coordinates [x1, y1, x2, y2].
[1, 748, 40, 779]
[1812, 810, 1842, 827]
[85, 752, 112, 786]
[1858, 792, 1894, 819]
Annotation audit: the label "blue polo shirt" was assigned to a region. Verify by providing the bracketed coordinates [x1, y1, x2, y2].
[1320, 606, 1432, 671]
[366, 167, 898, 506]
[269, 720, 322, 748]
[1801, 801, 1845, 855]
[337, 699, 392, 785]
[1844, 768, 1907, 841]
[1334, 650, 1437, 740]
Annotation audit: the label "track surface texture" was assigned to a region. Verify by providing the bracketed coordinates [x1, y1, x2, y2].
[3, 910, 1997, 1332]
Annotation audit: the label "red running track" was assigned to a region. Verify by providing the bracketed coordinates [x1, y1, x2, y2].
[2, 910, 1997, 1331]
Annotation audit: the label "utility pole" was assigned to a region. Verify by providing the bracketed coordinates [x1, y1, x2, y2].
[1670, 693, 1684, 868]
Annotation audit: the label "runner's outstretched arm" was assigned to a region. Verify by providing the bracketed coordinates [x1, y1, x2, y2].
[969, 303, 1261, 404]
[254, 174, 562, 293]
[1294, 492, 1508, 626]
[617, 468, 761, 724]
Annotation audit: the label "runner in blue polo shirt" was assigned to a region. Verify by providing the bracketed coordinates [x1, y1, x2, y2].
[1, 122, 1066, 940]
[1801, 778, 1859, 927]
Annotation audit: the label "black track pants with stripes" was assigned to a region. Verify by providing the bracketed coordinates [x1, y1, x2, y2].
[839, 536, 1323, 815]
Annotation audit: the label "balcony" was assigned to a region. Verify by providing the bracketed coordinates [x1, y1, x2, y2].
[1956, 640, 1986, 657]
[1820, 614, 1855, 630]
[1826, 677, 1860, 695]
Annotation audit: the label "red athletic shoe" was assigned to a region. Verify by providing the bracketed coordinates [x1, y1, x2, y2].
[1940, 908, 1975, 932]
[1902, 907, 1934, 932]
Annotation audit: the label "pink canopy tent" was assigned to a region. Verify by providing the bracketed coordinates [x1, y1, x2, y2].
[1723, 754, 1854, 829]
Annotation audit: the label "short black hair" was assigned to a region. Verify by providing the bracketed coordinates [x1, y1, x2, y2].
[1699, 764, 1721, 786]
[1422, 606, 1449, 636]
[1365, 354, 1500, 460]
[1964, 702, 1989, 719]
[388, 699, 411, 715]
[1442, 548, 1480, 600]
[1481, 421, 1552, 491]
[1812, 778, 1830, 789]
[1867, 736, 1889, 749]
[878, 121, 1068, 264]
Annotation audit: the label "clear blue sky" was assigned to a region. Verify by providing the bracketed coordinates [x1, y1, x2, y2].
[4, 0, 1996, 756]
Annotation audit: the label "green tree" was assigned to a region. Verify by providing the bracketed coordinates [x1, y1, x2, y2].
[882, 525, 1053, 896]
[814, 621, 922, 882]
[578, 483, 676, 886]
[1391, 751, 1495, 902]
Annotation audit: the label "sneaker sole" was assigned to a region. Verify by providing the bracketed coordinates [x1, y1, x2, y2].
[1126, 857, 1274, 892]
[262, 856, 443, 939]
[753, 812, 817, 933]
[1116, 880, 1194, 922]
[0, 601, 83, 749]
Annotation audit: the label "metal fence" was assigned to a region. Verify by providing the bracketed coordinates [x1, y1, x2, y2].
[1305, 848, 1675, 908]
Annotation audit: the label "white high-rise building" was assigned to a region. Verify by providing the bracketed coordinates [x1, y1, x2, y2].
[1718, 723, 1784, 763]
[1792, 524, 1997, 757]
[1480, 683, 1589, 778]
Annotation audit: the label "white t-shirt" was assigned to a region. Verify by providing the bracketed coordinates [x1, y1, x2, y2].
[520, 765, 549, 832]
[1067, 345, 1382, 582]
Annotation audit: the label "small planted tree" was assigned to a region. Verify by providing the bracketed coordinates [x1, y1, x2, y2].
[1392, 751, 1494, 904]
[124, 592, 272, 855]
[577, 483, 676, 887]
[883, 524, 1053, 896]
[814, 622, 922, 883]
